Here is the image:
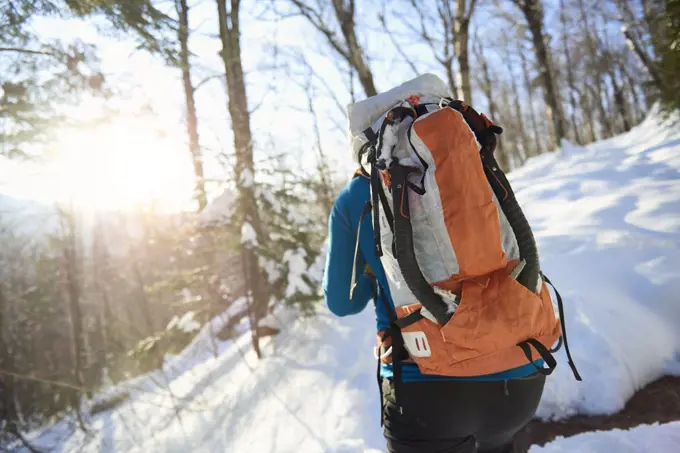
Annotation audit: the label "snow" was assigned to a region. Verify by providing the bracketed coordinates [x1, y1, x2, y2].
[19, 109, 680, 452]
[21, 306, 382, 453]
[240, 221, 258, 247]
[167, 311, 201, 333]
[259, 255, 283, 283]
[257, 186, 283, 214]
[225, 296, 248, 318]
[510, 109, 680, 420]
[282, 247, 313, 298]
[530, 421, 680, 453]
[239, 168, 254, 188]
[287, 204, 310, 225]
[201, 188, 235, 224]
[308, 240, 328, 284]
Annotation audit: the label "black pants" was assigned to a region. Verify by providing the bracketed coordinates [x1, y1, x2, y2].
[382, 374, 545, 453]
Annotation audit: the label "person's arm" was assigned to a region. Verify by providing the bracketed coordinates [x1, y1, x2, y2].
[323, 199, 374, 316]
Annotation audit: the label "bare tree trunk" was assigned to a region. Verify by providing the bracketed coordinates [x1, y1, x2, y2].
[621, 26, 665, 92]
[617, 0, 665, 92]
[519, 49, 544, 156]
[577, 0, 613, 138]
[403, 0, 458, 97]
[445, 60, 457, 98]
[452, 0, 477, 104]
[620, 62, 644, 123]
[559, 0, 582, 144]
[291, 0, 377, 98]
[91, 221, 115, 368]
[475, 43, 508, 170]
[502, 47, 530, 161]
[132, 262, 155, 334]
[435, 1, 457, 96]
[593, 78, 614, 138]
[216, 0, 268, 358]
[500, 84, 518, 168]
[176, 0, 207, 211]
[600, 20, 628, 134]
[0, 285, 18, 438]
[596, 78, 613, 138]
[332, 0, 377, 97]
[60, 210, 87, 432]
[609, 67, 632, 132]
[303, 71, 333, 219]
[580, 86, 598, 143]
[513, 0, 567, 150]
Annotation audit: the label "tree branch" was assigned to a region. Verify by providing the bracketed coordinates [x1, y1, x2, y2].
[621, 25, 665, 90]
[378, 6, 420, 76]
[195, 73, 224, 92]
[0, 47, 56, 57]
[467, 0, 479, 21]
[289, 0, 350, 60]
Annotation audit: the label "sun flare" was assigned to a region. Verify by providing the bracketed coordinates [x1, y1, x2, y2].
[47, 118, 196, 213]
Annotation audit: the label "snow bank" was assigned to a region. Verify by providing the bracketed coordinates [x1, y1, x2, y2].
[511, 110, 680, 420]
[23, 307, 383, 453]
[529, 421, 680, 453]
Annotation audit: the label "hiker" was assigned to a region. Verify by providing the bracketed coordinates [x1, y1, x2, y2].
[323, 74, 580, 453]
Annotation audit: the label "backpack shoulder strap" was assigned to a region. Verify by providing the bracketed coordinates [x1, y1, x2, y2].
[446, 100, 503, 156]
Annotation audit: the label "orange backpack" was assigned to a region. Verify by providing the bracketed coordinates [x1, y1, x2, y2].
[349, 77, 581, 381]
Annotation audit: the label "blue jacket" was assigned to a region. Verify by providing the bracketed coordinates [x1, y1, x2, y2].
[323, 175, 540, 382]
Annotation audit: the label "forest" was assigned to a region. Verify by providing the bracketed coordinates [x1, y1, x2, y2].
[1, 0, 678, 449]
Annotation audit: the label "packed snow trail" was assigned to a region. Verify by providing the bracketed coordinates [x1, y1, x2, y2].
[20, 109, 680, 452]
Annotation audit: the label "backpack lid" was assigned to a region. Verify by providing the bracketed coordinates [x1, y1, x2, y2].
[347, 73, 451, 163]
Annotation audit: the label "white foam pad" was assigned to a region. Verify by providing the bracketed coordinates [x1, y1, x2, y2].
[346, 73, 451, 137]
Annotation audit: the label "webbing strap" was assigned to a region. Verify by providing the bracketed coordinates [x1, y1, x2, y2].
[376, 351, 383, 426]
[518, 338, 557, 376]
[373, 276, 385, 427]
[376, 175, 394, 235]
[415, 104, 429, 117]
[349, 201, 372, 300]
[542, 274, 583, 381]
[390, 162, 450, 325]
[370, 166, 384, 257]
[394, 309, 423, 329]
[390, 323, 405, 408]
[363, 127, 377, 143]
[550, 335, 563, 354]
[369, 274, 403, 421]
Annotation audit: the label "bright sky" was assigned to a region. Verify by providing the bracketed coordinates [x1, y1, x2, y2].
[0, 5, 362, 213]
[0, 17, 200, 213]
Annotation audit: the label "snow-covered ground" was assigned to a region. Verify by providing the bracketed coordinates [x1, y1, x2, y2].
[511, 109, 680, 421]
[19, 109, 680, 452]
[530, 421, 680, 453]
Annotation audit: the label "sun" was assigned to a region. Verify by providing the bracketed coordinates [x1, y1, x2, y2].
[47, 117, 197, 213]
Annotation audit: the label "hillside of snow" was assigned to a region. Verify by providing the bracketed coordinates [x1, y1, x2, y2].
[19, 109, 680, 452]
